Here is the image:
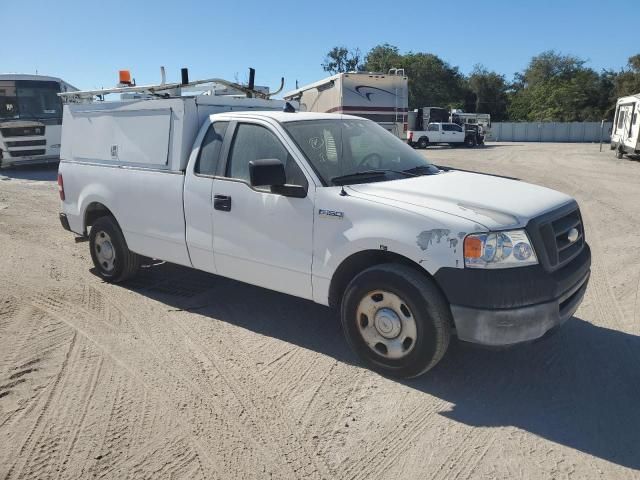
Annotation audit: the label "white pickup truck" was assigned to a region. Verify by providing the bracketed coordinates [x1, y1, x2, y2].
[58, 97, 591, 378]
[408, 122, 482, 149]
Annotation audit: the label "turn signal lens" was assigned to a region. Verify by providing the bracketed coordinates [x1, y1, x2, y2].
[464, 236, 482, 258]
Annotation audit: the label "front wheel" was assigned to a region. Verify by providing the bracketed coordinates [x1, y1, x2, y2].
[340, 264, 451, 378]
[417, 137, 429, 149]
[89, 216, 140, 282]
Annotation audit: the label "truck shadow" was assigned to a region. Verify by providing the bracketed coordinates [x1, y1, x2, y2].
[117, 261, 640, 470]
[0, 164, 58, 182]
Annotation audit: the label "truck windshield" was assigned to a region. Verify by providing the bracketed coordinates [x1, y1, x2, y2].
[284, 118, 438, 185]
[0, 80, 62, 121]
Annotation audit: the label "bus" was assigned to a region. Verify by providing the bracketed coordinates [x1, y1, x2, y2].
[0, 74, 77, 167]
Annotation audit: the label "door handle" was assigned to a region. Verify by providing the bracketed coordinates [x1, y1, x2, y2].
[214, 194, 231, 211]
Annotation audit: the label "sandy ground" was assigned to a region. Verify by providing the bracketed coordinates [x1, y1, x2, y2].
[0, 143, 639, 479]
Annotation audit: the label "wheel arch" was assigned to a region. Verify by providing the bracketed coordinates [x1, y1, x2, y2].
[84, 202, 116, 234]
[328, 249, 438, 309]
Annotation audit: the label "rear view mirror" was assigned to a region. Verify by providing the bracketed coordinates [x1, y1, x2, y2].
[249, 159, 286, 187]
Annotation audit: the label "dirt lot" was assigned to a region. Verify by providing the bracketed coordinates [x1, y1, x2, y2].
[1, 143, 639, 479]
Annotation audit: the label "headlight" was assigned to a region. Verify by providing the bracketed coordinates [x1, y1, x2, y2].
[463, 230, 537, 269]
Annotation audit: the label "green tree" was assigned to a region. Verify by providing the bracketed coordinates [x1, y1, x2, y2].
[403, 52, 466, 109]
[467, 65, 509, 121]
[612, 54, 640, 99]
[362, 44, 403, 72]
[321, 47, 362, 74]
[508, 51, 610, 121]
[362, 45, 465, 109]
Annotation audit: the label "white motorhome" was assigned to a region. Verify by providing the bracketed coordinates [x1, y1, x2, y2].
[57, 73, 591, 378]
[611, 93, 640, 158]
[283, 69, 409, 139]
[0, 74, 77, 167]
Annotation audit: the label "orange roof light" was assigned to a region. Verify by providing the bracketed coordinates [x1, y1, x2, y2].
[119, 70, 132, 85]
[464, 236, 483, 258]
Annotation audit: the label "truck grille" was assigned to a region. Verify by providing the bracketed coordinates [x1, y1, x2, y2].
[1, 126, 45, 137]
[6, 139, 46, 147]
[8, 149, 46, 157]
[527, 203, 585, 272]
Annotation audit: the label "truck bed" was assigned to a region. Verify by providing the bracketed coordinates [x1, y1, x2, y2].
[60, 160, 191, 267]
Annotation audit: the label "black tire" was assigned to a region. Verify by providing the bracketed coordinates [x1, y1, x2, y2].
[417, 137, 429, 149]
[464, 136, 477, 148]
[89, 216, 140, 283]
[340, 263, 451, 378]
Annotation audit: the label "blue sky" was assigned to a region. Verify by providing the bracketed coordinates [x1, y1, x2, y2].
[4, 0, 640, 94]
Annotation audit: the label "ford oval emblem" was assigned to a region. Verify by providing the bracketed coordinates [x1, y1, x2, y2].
[567, 228, 579, 243]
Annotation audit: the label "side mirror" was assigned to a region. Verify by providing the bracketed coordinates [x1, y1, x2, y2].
[249, 159, 286, 187]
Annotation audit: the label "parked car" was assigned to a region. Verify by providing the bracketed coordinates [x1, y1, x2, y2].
[58, 91, 591, 378]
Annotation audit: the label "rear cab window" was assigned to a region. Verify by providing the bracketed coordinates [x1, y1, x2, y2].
[195, 121, 228, 175]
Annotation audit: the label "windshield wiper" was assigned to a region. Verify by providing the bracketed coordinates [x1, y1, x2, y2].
[402, 165, 439, 175]
[331, 169, 416, 185]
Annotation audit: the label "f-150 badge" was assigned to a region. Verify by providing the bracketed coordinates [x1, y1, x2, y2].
[318, 209, 344, 219]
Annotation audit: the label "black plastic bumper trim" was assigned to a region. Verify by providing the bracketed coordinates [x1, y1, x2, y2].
[59, 213, 71, 232]
[434, 244, 591, 310]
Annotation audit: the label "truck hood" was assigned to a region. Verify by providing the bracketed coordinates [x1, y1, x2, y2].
[347, 170, 573, 230]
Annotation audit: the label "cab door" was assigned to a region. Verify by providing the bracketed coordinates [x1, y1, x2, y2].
[449, 123, 465, 143]
[440, 123, 454, 142]
[211, 119, 315, 299]
[183, 120, 230, 274]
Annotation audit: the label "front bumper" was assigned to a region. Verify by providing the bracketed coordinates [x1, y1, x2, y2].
[435, 244, 591, 346]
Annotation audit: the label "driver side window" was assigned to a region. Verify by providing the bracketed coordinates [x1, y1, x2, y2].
[226, 123, 308, 189]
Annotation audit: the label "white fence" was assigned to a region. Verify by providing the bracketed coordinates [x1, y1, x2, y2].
[488, 122, 613, 143]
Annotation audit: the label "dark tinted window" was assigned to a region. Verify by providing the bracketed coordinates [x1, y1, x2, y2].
[0, 80, 61, 120]
[453, 124, 463, 132]
[226, 123, 307, 188]
[195, 121, 228, 175]
[427, 124, 439, 132]
[442, 124, 453, 131]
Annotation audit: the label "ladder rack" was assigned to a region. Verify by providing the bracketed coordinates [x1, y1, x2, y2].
[59, 73, 284, 103]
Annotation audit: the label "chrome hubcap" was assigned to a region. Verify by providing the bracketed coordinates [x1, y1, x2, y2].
[94, 231, 115, 272]
[356, 290, 417, 359]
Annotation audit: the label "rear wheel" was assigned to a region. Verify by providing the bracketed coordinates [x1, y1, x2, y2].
[340, 263, 451, 378]
[465, 136, 477, 148]
[417, 137, 429, 149]
[89, 216, 140, 282]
